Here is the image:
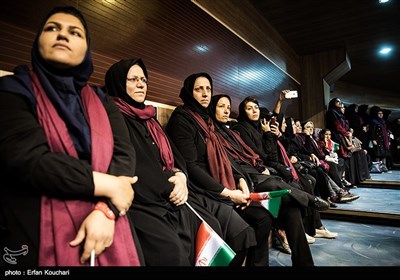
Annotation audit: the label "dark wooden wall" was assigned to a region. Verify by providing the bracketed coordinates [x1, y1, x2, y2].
[0, 0, 300, 120]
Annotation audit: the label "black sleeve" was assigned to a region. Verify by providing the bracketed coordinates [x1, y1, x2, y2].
[0, 92, 94, 198]
[103, 94, 136, 177]
[166, 113, 225, 194]
[101, 95, 137, 219]
[233, 123, 270, 164]
[0, 92, 136, 200]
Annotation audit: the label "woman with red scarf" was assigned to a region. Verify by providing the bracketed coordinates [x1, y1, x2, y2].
[0, 7, 142, 266]
[165, 73, 274, 266]
[104, 59, 255, 266]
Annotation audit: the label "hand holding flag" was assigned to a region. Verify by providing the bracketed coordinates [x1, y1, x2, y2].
[250, 189, 291, 218]
[185, 202, 236, 266]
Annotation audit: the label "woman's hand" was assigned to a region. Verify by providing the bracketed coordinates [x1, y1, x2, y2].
[279, 90, 289, 101]
[262, 167, 270, 175]
[236, 178, 251, 209]
[311, 154, 320, 165]
[93, 172, 137, 214]
[270, 122, 280, 136]
[260, 118, 271, 133]
[168, 172, 189, 206]
[221, 188, 249, 207]
[69, 210, 115, 264]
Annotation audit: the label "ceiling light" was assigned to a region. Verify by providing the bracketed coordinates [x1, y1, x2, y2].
[379, 0, 390, 3]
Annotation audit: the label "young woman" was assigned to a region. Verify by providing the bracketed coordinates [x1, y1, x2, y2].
[0, 7, 142, 266]
[210, 94, 327, 265]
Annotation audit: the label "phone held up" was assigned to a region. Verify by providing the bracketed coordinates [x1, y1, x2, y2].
[285, 90, 298, 99]
[270, 116, 277, 125]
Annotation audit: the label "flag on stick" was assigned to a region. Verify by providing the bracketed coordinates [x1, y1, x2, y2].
[185, 202, 236, 266]
[250, 189, 291, 218]
[332, 141, 340, 152]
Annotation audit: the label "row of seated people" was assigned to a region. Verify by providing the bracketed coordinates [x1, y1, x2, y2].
[222, 94, 361, 254]
[0, 6, 355, 267]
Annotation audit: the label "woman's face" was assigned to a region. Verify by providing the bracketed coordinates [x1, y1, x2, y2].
[214, 97, 231, 123]
[294, 121, 302, 133]
[335, 98, 342, 108]
[38, 13, 87, 68]
[340, 104, 345, 114]
[193, 77, 212, 108]
[290, 119, 296, 134]
[126, 64, 147, 103]
[303, 121, 314, 135]
[244, 101, 260, 121]
[323, 130, 332, 141]
[280, 118, 287, 132]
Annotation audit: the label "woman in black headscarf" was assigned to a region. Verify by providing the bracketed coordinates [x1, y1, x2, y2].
[209, 94, 323, 266]
[0, 6, 142, 266]
[369, 107, 391, 171]
[104, 59, 255, 266]
[166, 73, 275, 266]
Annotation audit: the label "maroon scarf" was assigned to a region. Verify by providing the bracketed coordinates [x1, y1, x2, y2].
[114, 98, 174, 171]
[309, 136, 330, 171]
[31, 72, 140, 266]
[217, 128, 263, 169]
[186, 109, 236, 190]
[277, 140, 299, 182]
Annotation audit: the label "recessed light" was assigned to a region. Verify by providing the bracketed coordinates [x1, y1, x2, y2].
[379, 0, 390, 3]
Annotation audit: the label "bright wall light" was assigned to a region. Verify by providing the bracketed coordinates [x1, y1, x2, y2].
[379, 47, 392, 55]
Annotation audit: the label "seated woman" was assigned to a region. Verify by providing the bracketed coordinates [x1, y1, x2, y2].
[104, 59, 255, 266]
[165, 73, 273, 266]
[209, 94, 331, 265]
[282, 118, 338, 239]
[0, 6, 142, 266]
[301, 121, 360, 204]
[166, 73, 325, 266]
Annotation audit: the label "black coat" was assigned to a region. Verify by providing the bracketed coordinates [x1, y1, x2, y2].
[0, 92, 136, 265]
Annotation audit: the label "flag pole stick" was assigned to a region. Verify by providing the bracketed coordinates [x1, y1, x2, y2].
[184, 202, 205, 222]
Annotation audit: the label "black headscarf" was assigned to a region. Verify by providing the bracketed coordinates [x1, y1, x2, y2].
[104, 58, 148, 108]
[210, 94, 234, 138]
[179, 72, 213, 119]
[210, 94, 231, 123]
[0, 6, 96, 158]
[284, 117, 294, 138]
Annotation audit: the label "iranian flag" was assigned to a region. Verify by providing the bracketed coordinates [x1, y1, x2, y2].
[195, 221, 236, 266]
[250, 189, 291, 218]
[332, 140, 340, 152]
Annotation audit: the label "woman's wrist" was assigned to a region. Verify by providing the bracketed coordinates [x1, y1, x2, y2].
[172, 167, 182, 174]
[94, 201, 116, 220]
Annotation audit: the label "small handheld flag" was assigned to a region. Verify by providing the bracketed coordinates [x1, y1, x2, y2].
[185, 202, 236, 266]
[250, 189, 291, 218]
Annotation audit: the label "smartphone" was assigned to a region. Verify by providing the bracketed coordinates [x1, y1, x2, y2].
[270, 116, 276, 125]
[285, 90, 298, 99]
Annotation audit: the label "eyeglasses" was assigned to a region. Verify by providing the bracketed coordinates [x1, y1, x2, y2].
[127, 76, 148, 84]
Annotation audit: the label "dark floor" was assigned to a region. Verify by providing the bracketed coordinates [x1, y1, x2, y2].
[270, 170, 400, 267]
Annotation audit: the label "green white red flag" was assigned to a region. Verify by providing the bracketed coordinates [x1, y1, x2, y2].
[250, 189, 291, 218]
[195, 221, 236, 266]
